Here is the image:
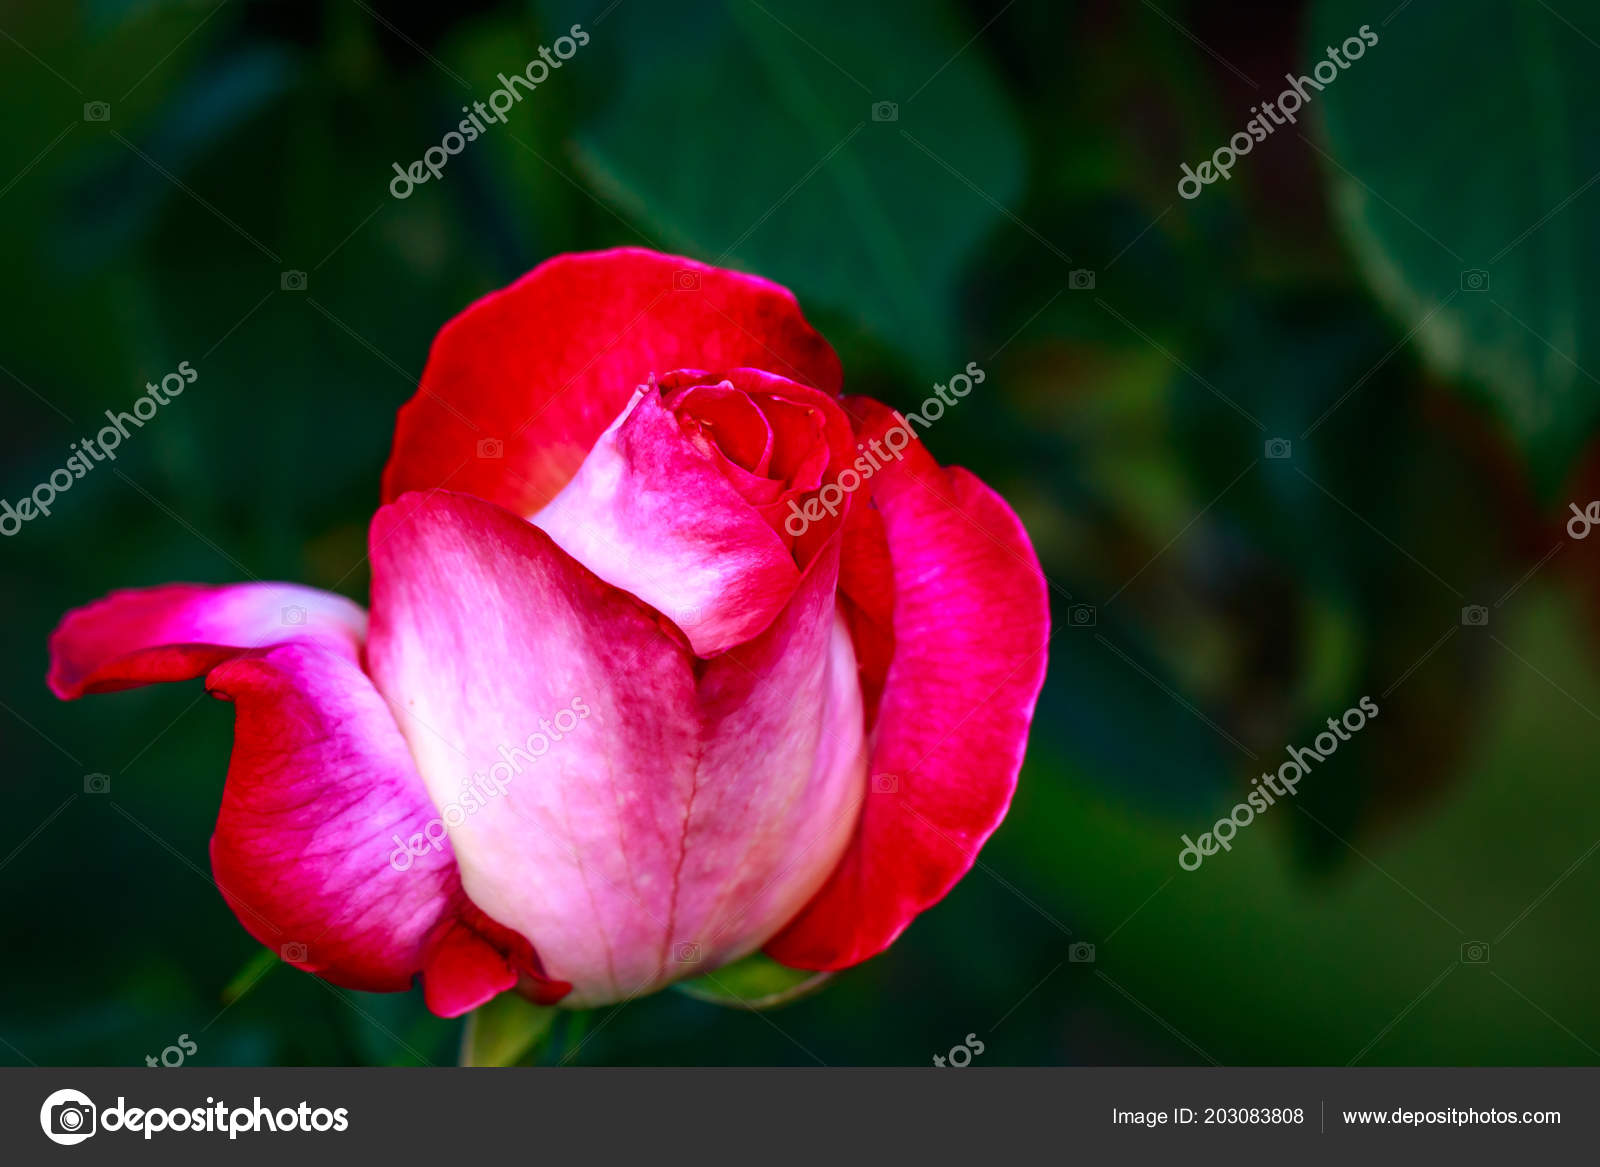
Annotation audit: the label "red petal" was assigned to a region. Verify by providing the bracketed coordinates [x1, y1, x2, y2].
[836, 500, 896, 728]
[421, 918, 519, 1019]
[766, 398, 1050, 969]
[381, 248, 843, 517]
[421, 908, 572, 1018]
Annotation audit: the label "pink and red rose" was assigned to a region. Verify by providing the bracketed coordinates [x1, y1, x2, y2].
[48, 248, 1049, 1013]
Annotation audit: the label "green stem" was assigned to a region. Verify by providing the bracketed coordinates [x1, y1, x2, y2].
[560, 1010, 592, 1063]
[458, 993, 559, 1067]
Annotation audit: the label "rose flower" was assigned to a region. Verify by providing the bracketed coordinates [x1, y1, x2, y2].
[48, 249, 1048, 1013]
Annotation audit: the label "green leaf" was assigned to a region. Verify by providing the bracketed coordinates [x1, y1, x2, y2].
[674, 953, 833, 1010]
[458, 993, 559, 1067]
[1310, 0, 1600, 492]
[570, 0, 1027, 367]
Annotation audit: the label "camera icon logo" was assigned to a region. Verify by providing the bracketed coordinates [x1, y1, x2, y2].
[281, 941, 309, 963]
[476, 437, 505, 459]
[672, 269, 701, 292]
[280, 270, 308, 292]
[1068, 941, 1096, 963]
[40, 1088, 97, 1145]
[674, 941, 701, 963]
[670, 603, 703, 627]
[1068, 268, 1096, 290]
[1461, 605, 1489, 627]
[83, 772, 111, 794]
[871, 773, 899, 795]
[1460, 268, 1490, 292]
[83, 101, 111, 123]
[1068, 603, 1096, 628]
[1460, 941, 1490, 964]
[1265, 438, 1292, 459]
[281, 604, 308, 626]
[870, 100, 898, 122]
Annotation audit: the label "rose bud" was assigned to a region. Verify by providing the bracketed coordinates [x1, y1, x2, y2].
[48, 249, 1049, 1013]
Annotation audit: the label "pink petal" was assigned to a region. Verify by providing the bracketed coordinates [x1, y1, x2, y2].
[381, 248, 843, 517]
[367, 490, 865, 1007]
[765, 398, 1050, 970]
[532, 386, 802, 656]
[206, 641, 464, 993]
[48, 582, 366, 699]
[208, 640, 568, 1013]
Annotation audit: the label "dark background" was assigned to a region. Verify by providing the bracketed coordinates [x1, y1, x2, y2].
[4, 0, 1599, 1066]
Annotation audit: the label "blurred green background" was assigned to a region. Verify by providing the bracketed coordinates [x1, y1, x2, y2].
[4, 0, 1600, 1066]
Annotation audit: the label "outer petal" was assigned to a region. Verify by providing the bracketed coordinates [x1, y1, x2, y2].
[206, 640, 568, 1013]
[206, 642, 461, 992]
[48, 581, 366, 698]
[533, 386, 801, 656]
[381, 248, 843, 517]
[765, 398, 1050, 969]
[366, 491, 865, 1007]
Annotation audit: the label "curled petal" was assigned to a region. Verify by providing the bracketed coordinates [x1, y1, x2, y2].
[48, 582, 365, 699]
[659, 367, 858, 566]
[533, 387, 801, 656]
